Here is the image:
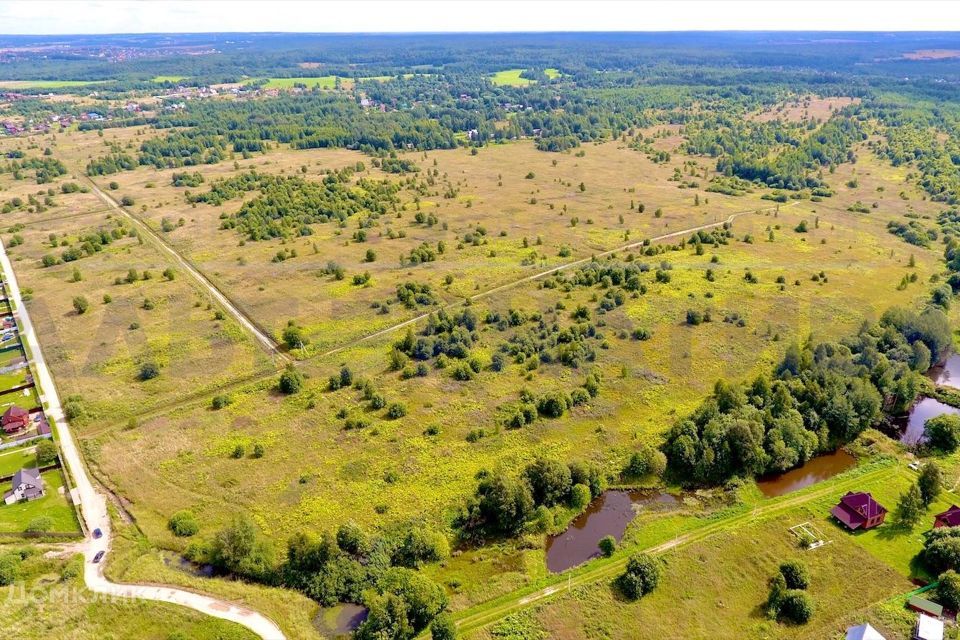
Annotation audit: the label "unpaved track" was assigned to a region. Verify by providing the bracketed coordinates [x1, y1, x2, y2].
[321, 203, 792, 358]
[86, 179, 286, 361]
[0, 239, 286, 640]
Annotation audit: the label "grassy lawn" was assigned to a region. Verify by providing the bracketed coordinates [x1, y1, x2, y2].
[256, 76, 350, 89]
[150, 75, 187, 83]
[0, 366, 30, 393]
[489, 68, 560, 85]
[0, 385, 39, 412]
[0, 549, 257, 639]
[490, 68, 532, 86]
[0, 469, 80, 534]
[0, 444, 37, 477]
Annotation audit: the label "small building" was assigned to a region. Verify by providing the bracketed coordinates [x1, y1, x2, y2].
[846, 623, 887, 640]
[934, 505, 960, 528]
[914, 613, 944, 640]
[3, 467, 44, 505]
[908, 596, 944, 619]
[1, 405, 30, 433]
[831, 491, 888, 530]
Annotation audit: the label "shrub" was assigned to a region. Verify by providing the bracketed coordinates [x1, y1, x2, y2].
[570, 483, 591, 510]
[35, 439, 58, 465]
[778, 590, 814, 624]
[72, 296, 89, 315]
[536, 390, 571, 418]
[336, 522, 367, 556]
[599, 535, 617, 557]
[168, 510, 200, 537]
[618, 553, 660, 600]
[386, 402, 408, 419]
[231, 444, 245, 459]
[138, 361, 160, 381]
[23, 517, 53, 536]
[779, 560, 810, 590]
[430, 612, 457, 640]
[212, 394, 232, 409]
[0, 555, 20, 584]
[278, 366, 303, 394]
[570, 387, 590, 406]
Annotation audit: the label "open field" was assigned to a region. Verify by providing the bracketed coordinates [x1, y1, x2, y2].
[0, 80, 99, 89]
[256, 76, 346, 89]
[54, 130, 939, 358]
[85, 149, 941, 551]
[1, 31, 959, 639]
[0, 204, 276, 425]
[489, 68, 560, 86]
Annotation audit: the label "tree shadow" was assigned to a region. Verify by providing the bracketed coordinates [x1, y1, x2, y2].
[875, 521, 917, 541]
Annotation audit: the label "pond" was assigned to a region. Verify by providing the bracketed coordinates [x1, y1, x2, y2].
[545, 489, 680, 573]
[897, 397, 960, 445]
[756, 450, 857, 498]
[313, 603, 369, 637]
[929, 354, 960, 390]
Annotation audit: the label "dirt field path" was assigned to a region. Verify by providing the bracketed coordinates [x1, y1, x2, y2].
[85, 179, 287, 361]
[0, 238, 286, 640]
[320, 202, 793, 359]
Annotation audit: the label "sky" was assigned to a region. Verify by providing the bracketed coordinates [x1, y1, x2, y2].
[0, 0, 957, 35]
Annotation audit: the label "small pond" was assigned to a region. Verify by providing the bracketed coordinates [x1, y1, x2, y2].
[929, 354, 960, 390]
[897, 397, 960, 445]
[313, 603, 369, 637]
[756, 450, 856, 497]
[545, 489, 680, 573]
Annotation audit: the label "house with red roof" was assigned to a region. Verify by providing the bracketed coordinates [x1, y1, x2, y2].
[1, 405, 30, 433]
[831, 491, 887, 531]
[934, 505, 960, 529]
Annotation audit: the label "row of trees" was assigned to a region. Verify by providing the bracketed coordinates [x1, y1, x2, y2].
[185, 516, 452, 638]
[663, 306, 951, 484]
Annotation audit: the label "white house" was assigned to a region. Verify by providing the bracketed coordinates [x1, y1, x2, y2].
[914, 613, 944, 640]
[846, 623, 886, 640]
[3, 467, 44, 505]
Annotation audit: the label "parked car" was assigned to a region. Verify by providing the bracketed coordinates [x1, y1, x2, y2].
[92, 550, 105, 563]
[92, 528, 102, 539]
